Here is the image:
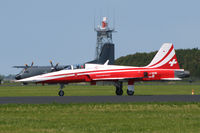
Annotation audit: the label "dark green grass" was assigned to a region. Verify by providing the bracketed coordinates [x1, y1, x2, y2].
[0, 84, 199, 97]
[0, 103, 200, 133]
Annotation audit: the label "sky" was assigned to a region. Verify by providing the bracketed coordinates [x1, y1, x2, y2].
[0, 0, 200, 75]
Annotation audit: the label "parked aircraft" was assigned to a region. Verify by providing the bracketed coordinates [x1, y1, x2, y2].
[14, 43, 114, 80]
[14, 61, 68, 80]
[16, 43, 190, 96]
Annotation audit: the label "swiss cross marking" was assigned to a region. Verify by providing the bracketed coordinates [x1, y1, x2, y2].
[169, 59, 177, 67]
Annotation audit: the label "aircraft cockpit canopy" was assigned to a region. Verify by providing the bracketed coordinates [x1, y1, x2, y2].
[64, 64, 85, 70]
[19, 68, 29, 74]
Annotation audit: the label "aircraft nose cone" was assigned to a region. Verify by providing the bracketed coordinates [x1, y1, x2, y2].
[15, 74, 21, 80]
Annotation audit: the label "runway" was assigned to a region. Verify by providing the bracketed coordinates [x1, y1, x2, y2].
[0, 95, 200, 104]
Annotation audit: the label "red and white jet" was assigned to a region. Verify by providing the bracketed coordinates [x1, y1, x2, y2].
[17, 43, 189, 96]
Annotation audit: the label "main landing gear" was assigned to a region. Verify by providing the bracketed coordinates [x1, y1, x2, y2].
[58, 84, 65, 96]
[127, 86, 134, 96]
[115, 82, 123, 96]
[114, 81, 135, 96]
[127, 80, 135, 96]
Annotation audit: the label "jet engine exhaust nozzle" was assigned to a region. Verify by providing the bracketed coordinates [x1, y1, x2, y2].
[175, 70, 190, 78]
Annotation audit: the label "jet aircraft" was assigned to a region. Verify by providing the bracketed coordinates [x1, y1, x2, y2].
[17, 43, 190, 96]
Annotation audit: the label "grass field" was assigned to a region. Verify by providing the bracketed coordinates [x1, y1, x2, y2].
[0, 84, 200, 133]
[0, 103, 200, 133]
[0, 84, 200, 97]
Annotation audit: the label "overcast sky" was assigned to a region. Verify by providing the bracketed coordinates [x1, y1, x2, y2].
[0, 0, 200, 75]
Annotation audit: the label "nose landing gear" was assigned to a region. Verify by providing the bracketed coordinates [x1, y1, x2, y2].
[58, 84, 65, 96]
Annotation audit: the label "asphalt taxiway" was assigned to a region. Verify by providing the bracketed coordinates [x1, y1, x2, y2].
[0, 95, 200, 104]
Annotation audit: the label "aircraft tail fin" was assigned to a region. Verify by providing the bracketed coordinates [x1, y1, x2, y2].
[147, 43, 180, 69]
[87, 43, 114, 65]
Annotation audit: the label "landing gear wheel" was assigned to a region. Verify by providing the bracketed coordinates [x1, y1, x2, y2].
[127, 89, 134, 96]
[116, 87, 123, 96]
[58, 84, 65, 96]
[58, 90, 64, 96]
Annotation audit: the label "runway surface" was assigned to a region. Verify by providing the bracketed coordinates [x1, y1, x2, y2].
[0, 95, 200, 104]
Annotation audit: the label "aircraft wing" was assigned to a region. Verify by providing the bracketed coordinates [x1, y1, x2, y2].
[13, 66, 40, 68]
[13, 66, 28, 68]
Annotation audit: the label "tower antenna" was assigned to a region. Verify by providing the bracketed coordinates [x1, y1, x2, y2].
[113, 9, 116, 30]
[93, 15, 96, 30]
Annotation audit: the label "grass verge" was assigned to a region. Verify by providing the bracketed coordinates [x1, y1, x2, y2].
[0, 102, 200, 133]
[0, 84, 199, 97]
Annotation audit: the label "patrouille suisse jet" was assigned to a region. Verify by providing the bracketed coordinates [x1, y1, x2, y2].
[17, 43, 190, 96]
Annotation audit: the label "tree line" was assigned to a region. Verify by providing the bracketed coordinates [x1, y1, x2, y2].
[115, 48, 200, 78]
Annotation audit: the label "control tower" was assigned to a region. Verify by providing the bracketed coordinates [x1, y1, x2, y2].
[94, 17, 115, 65]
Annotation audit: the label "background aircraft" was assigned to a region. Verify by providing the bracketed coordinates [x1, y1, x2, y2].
[14, 61, 69, 80]
[14, 42, 114, 81]
[14, 17, 115, 81]
[17, 43, 190, 96]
